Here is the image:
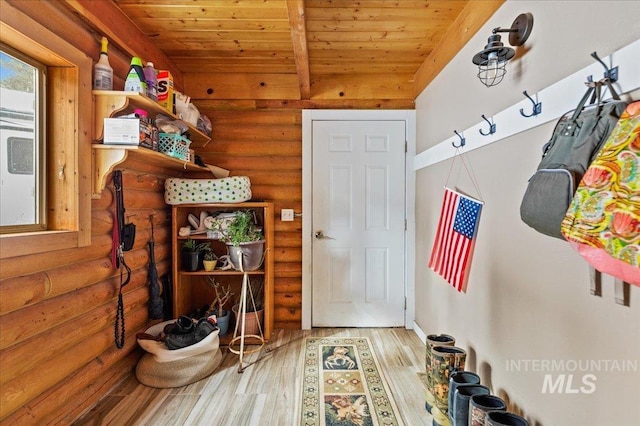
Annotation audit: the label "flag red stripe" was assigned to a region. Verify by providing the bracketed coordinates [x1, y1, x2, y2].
[454, 239, 472, 291]
[428, 191, 450, 268]
[436, 192, 458, 274]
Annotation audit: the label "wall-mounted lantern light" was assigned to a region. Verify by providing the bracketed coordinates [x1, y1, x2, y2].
[472, 13, 534, 87]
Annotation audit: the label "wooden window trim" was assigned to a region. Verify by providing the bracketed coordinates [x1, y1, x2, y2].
[0, 5, 92, 259]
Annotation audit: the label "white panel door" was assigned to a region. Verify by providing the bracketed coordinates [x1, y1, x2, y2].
[312, 120, 406, 327]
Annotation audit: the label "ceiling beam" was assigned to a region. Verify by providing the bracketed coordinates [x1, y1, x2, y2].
[412, 0, 505, 98]
[286, 0, 311, 100]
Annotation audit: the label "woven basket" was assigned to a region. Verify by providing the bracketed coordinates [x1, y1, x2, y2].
[159, 133, 191, 160]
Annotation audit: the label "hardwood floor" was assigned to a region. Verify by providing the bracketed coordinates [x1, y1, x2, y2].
[73, 328, 430, 426]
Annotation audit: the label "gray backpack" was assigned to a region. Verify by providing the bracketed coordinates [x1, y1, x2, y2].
[520, 80, 628, 239]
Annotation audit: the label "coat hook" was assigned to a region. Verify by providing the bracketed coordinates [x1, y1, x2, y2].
[520, 90, 542, 117]
[452, 130, 466, 148]
[591, 51, 618, 82]
[479, 114, 496, 136]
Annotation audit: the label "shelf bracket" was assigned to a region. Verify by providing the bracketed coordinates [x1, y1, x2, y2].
[92, 147, 127, 198]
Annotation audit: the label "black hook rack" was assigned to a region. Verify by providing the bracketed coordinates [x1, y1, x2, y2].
[479, 114, 496, 136]
[452, 130, 466, 148]
[520, 90, 542, 117]
[590, 51, 618, 82]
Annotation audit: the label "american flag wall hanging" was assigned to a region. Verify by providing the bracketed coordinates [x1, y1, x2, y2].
[429, 187, 483, 292]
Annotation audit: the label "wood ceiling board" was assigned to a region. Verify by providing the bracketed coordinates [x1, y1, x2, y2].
[303, 6, 464, 21]
[305, 20, 451, 32]
[147, 31, 294, 42]
[307, 31, 437, 42]
[150, 40, 294, 51]
[185, 73, 301, 100]
[173, 62, 297, 74]
[128, 18, 292, 32]
[310, 74, 413, 100]
[116, 0, 288, 7]
[310, 63, 422, 75]
[306, 41, 430, 51]
[165, 49, 295, 58]
[305, 0, 467, 8]
[117, 4, 290, 20]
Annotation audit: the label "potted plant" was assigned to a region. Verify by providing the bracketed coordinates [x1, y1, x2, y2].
[211, 210, 265, 271]
[233, 277, 265, 336]
[202, 245, 218, 271]
[181, 238, 208, 272]
[206, 277, 234, 336]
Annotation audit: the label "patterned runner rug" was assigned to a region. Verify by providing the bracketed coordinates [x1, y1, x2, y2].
[299, 337, 405, 426]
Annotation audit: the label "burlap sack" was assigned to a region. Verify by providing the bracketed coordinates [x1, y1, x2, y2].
[136, 349, 222, 388]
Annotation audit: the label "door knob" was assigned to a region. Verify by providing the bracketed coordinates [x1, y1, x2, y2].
[315, 230, 334, 240]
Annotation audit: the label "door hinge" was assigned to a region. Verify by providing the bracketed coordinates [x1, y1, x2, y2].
[404, 297, 407, 310]
[405, 141, 408, 153]
[404, 218, 407, 231]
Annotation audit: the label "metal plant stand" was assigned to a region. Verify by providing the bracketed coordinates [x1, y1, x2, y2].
[227, 248, 269, 373]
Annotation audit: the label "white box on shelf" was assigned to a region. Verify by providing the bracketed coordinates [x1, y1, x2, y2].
[103, 118, 140, 145]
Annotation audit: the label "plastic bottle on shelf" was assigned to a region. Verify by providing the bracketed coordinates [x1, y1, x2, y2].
[124, 56, 147, 94]
[93, 37, 113, 90]
[143, 62, 158, 101]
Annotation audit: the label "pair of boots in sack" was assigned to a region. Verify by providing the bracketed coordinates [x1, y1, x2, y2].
[137, 315, 218, 350]
[425, 334, 529, 426]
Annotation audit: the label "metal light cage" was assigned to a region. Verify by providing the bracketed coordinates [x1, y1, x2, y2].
[472, 13, 533, 87]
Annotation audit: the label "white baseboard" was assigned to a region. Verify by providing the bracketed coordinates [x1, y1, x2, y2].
[412, 321, 427, 344]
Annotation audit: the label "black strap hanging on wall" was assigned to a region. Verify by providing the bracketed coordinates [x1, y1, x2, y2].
[111, 170, 133, 349]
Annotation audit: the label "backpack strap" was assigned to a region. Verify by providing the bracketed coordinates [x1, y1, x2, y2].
[589, 266, 630, 306]
[602, 78, 621, 100]
[589, 267, 602, 296]
[569, 85, 597, 122]
[614, 278, 630, 306]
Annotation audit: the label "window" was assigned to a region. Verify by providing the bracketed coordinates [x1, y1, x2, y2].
[0, 6, 92, 258]
[1, 45, 45, 231]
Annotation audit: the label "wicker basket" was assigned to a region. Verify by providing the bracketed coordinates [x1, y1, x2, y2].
[159, 133, 191, 160]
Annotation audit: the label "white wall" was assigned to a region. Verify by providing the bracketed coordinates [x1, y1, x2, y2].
[414, 2, 640, 425]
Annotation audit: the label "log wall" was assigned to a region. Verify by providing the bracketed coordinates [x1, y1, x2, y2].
[0, 162, 173, 424]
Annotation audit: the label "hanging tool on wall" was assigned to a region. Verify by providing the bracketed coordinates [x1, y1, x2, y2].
[111, 170, 133, 349]
[147, 215, 164, 319]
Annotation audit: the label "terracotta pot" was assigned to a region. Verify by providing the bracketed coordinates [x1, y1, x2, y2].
[232, 305, 264, 336]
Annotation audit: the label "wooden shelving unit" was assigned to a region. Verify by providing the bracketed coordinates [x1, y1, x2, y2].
[91, 90, 211, 197]
[171, 202, 274, 345]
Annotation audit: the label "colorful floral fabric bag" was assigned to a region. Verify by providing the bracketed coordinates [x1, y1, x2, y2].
[561, 101, 640, 286]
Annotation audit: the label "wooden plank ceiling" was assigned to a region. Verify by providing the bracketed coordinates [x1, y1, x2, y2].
[114, 0, 503, 100]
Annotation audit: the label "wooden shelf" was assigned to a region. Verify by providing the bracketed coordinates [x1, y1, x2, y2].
[172, 203, 274, 342]
[91, 145, 208, 197]
[179, 270, 265, 276]
[91, 90, 214, 197]
[93, 90, 211, 148]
